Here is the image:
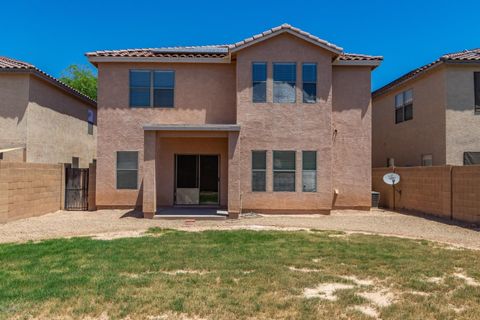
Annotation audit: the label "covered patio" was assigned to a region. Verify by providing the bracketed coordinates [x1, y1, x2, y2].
[142, 124, 241, 219]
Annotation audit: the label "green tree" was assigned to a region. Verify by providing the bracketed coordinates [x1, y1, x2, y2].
[60, 65, 97, 100]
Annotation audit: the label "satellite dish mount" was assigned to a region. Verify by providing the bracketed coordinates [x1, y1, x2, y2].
[383, 173, 400, 210]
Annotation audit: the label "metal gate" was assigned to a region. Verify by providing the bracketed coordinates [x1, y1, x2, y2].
[65, 168, 89, 210]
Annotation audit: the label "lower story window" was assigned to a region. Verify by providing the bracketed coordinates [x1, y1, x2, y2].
[252, 151, 266, 192]
[273, 151, 295, 192]
[117, 151, 138, 189]
[302, 151, 317, 192]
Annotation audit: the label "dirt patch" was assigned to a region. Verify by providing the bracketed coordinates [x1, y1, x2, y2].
[160, 270, 210, 276]
[358, 289, 395, 308]
[288, 266, 322, 273]
[453, 272, 480, 286]
[341, 275, 375, 286]
[303, 283, 354, 301]
[351, 305, 379, 318]
[149, 313, 207, 320]
[91, 230, 147, 240]
[425, 276, 443, 284]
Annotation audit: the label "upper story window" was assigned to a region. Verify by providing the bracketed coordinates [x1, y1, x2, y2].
[474, 72, 480, 114]
[129, 70, 175, 108]
[252, 63, 267, 103]
[302, 63, 317, 103]
[395, 89, 413, 123]
[87, 109, 94, 135]
[273, 63, 296, 103]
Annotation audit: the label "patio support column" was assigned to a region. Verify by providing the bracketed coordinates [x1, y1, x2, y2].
[227, 131, 240, 219]
[142, 131, 157, 218]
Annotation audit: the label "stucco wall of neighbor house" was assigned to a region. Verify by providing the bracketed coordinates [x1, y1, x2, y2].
[234, 33, 334, 213]
[332, 66, 372, 209]
[0, 73, 29, 151]
[95, 62, 236, 208]
[372, 66, 447, 167]
[156, 135, 228, 207]
[445, 64, 480, 165]
[26, 76, 97, 168]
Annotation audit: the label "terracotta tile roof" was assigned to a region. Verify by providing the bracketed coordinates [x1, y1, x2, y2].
[373, 48, 480, 98]
[86, 46, 229, 58]
[227, 23, 343, 53]
[0, 56, 96, 106]
[442, 48, 480, 61]
[86, 24, 381, 63]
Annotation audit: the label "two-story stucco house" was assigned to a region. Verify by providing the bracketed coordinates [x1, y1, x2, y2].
[0, 57, 97, 168]
[87, 24, 382, 218]
[372, 48, 480, 167]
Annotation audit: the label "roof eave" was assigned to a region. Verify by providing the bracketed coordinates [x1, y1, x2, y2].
[87, 55, 232, 65]
[229, 28, 343, 55]
[0, 68, 97, 107]
[333, 59, 383, 69]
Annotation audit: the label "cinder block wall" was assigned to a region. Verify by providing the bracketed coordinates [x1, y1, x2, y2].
[373, 165, 480, 224]
[0, 161, 63, 223]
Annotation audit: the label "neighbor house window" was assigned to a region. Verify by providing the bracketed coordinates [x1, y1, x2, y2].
[421, 154, 433, 166]
[252, 63, 267, 103]
[302, 151, 316, 192]
[387, 158, 395, 167]
[395, 89, 413, 123]
[87, 109, 94, 135]
[252, 151, 266, 191]
[129, 70, 151, 107]
[0, 153, 3, 160]
[474, 72, 480, 114]
[116, 151, 138, 189]
[153, 71, 174, 107]
[464, 152, 480, 165]
[302, 63, 317, 103]
[273, 63, 296, 103]
[129, 70, 175, 108]
[72, 157, 79, 168]
[273, 151, 296, 191]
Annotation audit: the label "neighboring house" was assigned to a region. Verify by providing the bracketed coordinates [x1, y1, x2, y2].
[372, 48, 480, 167]
[87, 24, 382, 218]
[0, 57, 97, 167]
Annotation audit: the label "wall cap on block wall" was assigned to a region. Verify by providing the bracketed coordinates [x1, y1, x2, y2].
[143, 124, 241, 132]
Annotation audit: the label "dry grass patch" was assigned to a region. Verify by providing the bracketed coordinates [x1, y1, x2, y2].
[1, 229, 480, 319]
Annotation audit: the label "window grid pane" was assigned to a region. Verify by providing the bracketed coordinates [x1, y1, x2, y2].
[252, 151, 266, 192]
[116, 151, 138, 189]
[273, 63, 296, 103]
[273, 151, 295, 192]
[302, 151, 317, 192]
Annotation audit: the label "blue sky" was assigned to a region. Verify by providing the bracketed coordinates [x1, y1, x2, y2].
[1, 0, 479, 90]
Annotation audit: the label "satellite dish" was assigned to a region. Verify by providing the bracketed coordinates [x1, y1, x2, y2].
[383, 173, 400, 185]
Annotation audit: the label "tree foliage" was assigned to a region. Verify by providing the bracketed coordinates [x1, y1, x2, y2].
[60, 65, 97, 100]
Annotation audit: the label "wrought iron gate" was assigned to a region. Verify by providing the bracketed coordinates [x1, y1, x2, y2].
[65, 168, 89, 210]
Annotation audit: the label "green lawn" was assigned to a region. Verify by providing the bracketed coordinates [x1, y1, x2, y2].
[1, 229, 480, 319]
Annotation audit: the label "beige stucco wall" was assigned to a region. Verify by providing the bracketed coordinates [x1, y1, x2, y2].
[445, 64, 480, 165]
[0, 73, 29, 151]
[26, 76, 97, 168]
[332, 66, 372, 209]
[0, 73, 96, 167]
[96, 33, 374, 213]
[95, 62, 236, 207]
[372, 66, 447, 167]
[235, 33, 334, 212]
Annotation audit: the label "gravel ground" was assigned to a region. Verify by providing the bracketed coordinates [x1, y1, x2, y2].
[1, 209, 479, 249]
